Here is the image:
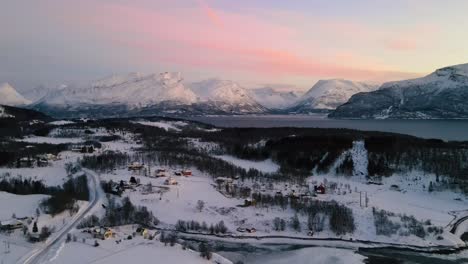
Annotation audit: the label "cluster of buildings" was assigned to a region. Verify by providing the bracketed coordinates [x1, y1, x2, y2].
[82, 226, 154, 240]
[127, 162, 194, 186]
[17, 153, 61, 167]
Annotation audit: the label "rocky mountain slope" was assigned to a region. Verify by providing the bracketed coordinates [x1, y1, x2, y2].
[249, 87, 301, 109]
[330, 63, 468, 119]
[189, 79, 266, 113]
[287, 79, 377, 113]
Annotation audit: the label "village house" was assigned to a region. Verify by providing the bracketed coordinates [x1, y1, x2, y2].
[155, 169, 166, 178]
[136, 227, 151, 239]
[128, 162, 144, 171]
[39, 153, 60, 161]
[70, 144, 95, 153]
[181, 170, 192, 176]
[244, 198, 256, 207]
[246, 227, 256, 233]
[315, 184, 326, 194]
[36, 157, 49, 166]
[0, 219, 24, 231]
[91, 227, 115, 240]
[164, 177, 178, 185]
[18, 157, 33, 167]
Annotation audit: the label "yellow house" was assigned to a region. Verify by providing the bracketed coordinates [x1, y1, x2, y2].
[142, 228, 149, 239]
[104, 229, 115, 239]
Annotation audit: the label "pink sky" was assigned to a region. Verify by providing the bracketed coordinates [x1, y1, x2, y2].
[2, 0, 468, 90]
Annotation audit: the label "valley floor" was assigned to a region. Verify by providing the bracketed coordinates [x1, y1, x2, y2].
[1, 119, 468, 264]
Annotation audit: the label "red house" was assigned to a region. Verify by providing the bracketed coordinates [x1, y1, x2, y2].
[182, 170, 192, 176]
[315, 185, 326, 194]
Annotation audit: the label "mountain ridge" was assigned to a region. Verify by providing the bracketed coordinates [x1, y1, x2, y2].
[330, 63, 468, 119]
[286, 79, 378, 113]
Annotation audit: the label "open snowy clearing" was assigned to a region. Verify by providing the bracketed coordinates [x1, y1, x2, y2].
[214, 155, 280, 173]
[132, 120, 188, 131]
[48, 120, 75, 125]
[0, 192, 48, 220]
[18, 136, 84, 145]
[49, 235, 231, 264]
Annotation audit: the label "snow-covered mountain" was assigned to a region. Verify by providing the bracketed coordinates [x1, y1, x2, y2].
[0, 83, 32, 106]
[189, 79, 266, 113]
[287, 79, 378, 113]
[330, 63, 468, 119]
[21, 84, 66, 102]
[34, 73, 267, 117]
[37, 72, 197, 107]
[249, 87, 301, 109]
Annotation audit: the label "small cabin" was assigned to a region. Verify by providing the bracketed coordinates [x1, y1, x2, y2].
[315, 185, 326, 195]
[36, 158, 49, 166]
[92, 227, 115, 240]
[18, 157, 33, 167]
[244, 199, 256, 207]
[155, 170, 166, 177]
[136, 227, 150, 239]
[0, 219, 24, 231]
[128, 162, 144, 170]
[246, 227, 256, 233]
[182, 170, 192, 177]
[165, 177, 178, 185]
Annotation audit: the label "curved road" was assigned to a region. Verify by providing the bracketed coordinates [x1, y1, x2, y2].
[450, 214, 468, 235]
[19, 169, 101, 264]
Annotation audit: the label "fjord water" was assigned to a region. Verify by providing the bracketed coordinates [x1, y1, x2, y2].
[190, 114, 468, 141]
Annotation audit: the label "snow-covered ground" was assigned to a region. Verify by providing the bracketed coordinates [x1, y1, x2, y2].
[2, 123, 468, 264]
[49, 229, 231, 264]
[18, 136, 84, 144]
[214, 155, 280, 173]
[132, 120, 188, 131]
[48, 120, 75, 125]
[0, 192, 48, 220]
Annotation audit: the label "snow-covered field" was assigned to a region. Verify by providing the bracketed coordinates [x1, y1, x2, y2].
[132, 120, 188, 131]
[48, 120, 75, 126]
[49, 229, 231, 264]
[2, 123, 468, 264]
[18, 136, 83, 144]
[214, 155, 280, 173]
[0, 192, 48, 220]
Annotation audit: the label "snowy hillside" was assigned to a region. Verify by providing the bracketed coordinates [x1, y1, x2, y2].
[189, 79, 267, 113]
[288, 79, 378, 113]
[249, 87, 301, 109]
[21, 84, 68, 102]
[330, 63, 468, 119]
[0, 83, 32, 106]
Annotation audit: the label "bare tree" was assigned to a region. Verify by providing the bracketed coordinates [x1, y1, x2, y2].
[196, 200, 205, 212]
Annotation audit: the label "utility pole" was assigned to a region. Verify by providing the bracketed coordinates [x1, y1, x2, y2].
[365, 192, 369, 208]
[359, 191, 362, 207]
[3, 241, 10, 254]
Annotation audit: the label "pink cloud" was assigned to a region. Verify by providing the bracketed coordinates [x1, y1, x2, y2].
[55, 0, 424, 82]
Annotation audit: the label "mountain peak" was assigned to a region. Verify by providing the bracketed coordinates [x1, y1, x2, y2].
[0, 83, 32, 106]
[291, 79, 378, 111]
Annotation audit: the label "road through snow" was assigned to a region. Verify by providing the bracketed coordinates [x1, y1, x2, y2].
[18, 169, 103, 264]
